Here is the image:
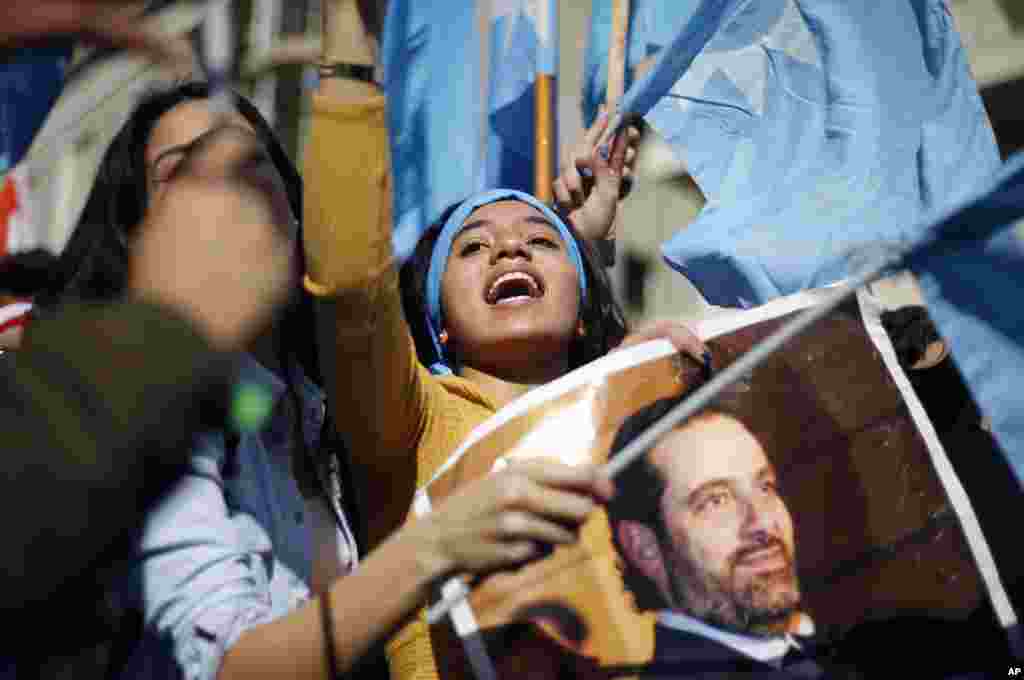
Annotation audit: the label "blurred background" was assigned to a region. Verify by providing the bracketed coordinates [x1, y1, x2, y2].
[21, 0, 1024, 325]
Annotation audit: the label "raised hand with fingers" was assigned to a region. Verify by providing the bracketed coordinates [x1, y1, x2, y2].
[553, 108, 641, 243]
[404, 459, 614, 581]
[1, 0, 191, 67]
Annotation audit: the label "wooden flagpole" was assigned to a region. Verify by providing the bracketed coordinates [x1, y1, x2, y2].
[533, 0, 557, 202]
[607, 0, 631, 111]
[601, 0, 630, 246]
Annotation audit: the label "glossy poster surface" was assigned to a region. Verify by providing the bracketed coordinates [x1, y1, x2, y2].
[414, 287, 1016, 678]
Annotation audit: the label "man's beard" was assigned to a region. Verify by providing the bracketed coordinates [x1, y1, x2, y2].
[665, 537, 802, 636]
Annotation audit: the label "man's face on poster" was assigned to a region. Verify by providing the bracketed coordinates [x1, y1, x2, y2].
[633, 413, 802, 634]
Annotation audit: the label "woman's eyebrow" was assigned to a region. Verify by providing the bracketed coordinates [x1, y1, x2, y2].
[148, 123, 261, 172]
[456, 214, 556, 239]
[524, 215, 556, 228]
[458, 219, 490, 235]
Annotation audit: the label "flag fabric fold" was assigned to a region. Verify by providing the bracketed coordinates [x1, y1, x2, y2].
[383, 0, 558, 262]
[582, 0, 701, 127]
[601, 0, 999, 308]
[904, 154, 1024, 484]
[590, 0, 1024, 480]
[382, 0, 485, 261]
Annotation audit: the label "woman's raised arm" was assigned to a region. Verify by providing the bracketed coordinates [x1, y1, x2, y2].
[303, 0, 478, 551]
[218, 460, 612, 680]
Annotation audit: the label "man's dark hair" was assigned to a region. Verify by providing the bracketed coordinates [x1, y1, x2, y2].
[398, 200, 628, 372]
[606, 385, 754, 611]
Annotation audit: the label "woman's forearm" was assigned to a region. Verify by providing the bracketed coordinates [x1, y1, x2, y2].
[218, 459, 608, 680]
[218, 523, 441, 680]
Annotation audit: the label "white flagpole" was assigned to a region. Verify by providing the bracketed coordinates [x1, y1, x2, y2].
[249, 0, 282, 125]
[204, 0, 236, 114]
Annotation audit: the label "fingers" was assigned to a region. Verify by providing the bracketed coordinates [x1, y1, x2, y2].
[593, 127, 627, 191]
[592, 472, 616, 503]
[583, 107, 610, 148]
[552, 176, 572, 211]
[484, 462, 610, 556]
[563, 158, 588, 207]
[554, 159, 584, 213]
[508, 459, 605, 492]
[617, 319, 708, 365]
[417, 459, 620, 579]
[555, 109, 613, 213]
[608, 126, 629, 177]
[623, 126, 641, 164]
[622, 125, 641, 180]
[495, 512, 576, 545]
[73, 6, 194, 70]
[602, 124, 639, 199]
[495, 471, 594, 526]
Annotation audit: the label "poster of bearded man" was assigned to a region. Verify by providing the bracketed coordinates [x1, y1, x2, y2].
[412, 285, 1021, 680]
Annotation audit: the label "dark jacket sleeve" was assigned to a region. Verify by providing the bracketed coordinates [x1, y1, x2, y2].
[0, 299, 238, 611]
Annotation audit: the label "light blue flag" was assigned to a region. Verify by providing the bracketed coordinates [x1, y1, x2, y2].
[382, 1, 485, 261]
[582, 0, 699, 127]
[485, 0, 558, 200]
[603, 0, 1024, 479]
[608, 0, 1000, 308]
[903, 154, 1024, 484]
[383, 1, 558, 262]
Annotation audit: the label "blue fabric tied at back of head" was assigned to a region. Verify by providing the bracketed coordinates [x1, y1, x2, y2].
[425, 189, 587, 375]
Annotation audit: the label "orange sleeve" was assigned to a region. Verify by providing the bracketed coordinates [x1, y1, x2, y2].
[303, 92, 433, 545]
[304, 92, 496, 680]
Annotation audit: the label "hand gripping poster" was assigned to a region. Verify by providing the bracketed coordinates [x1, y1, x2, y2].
[412, 286, 1022, 679]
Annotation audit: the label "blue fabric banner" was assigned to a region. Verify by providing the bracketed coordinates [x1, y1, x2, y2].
[596, 0, 1024, 482]
[905, 155, 1024, 485]
[583, 0, 700, 127]
[604, 0, 999, 309]
[0, 43, 72, 174]
[383, 1, 557, 261]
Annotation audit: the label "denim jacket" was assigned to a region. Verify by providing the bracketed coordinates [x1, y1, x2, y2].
[112, 356, 358, 680]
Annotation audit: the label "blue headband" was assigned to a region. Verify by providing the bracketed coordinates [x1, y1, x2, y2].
[425, 189, 588, 375]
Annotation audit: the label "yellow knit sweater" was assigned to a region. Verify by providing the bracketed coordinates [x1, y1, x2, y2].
[303, 93, 495, 680]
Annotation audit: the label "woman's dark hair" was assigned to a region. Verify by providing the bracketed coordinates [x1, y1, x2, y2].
[36, 81, 318, 383]
[39, 82, 297, 300]
[38, 80, 325, 496]
[398, 199, 629, 373]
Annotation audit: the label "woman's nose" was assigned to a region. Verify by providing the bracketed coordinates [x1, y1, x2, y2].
[489, 234, 531, 264]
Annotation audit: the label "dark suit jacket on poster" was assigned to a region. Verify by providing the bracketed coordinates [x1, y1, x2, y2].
[637, 623, 829, 679]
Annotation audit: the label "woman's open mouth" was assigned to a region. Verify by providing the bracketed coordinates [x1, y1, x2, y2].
[485, 271, 544, 306]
